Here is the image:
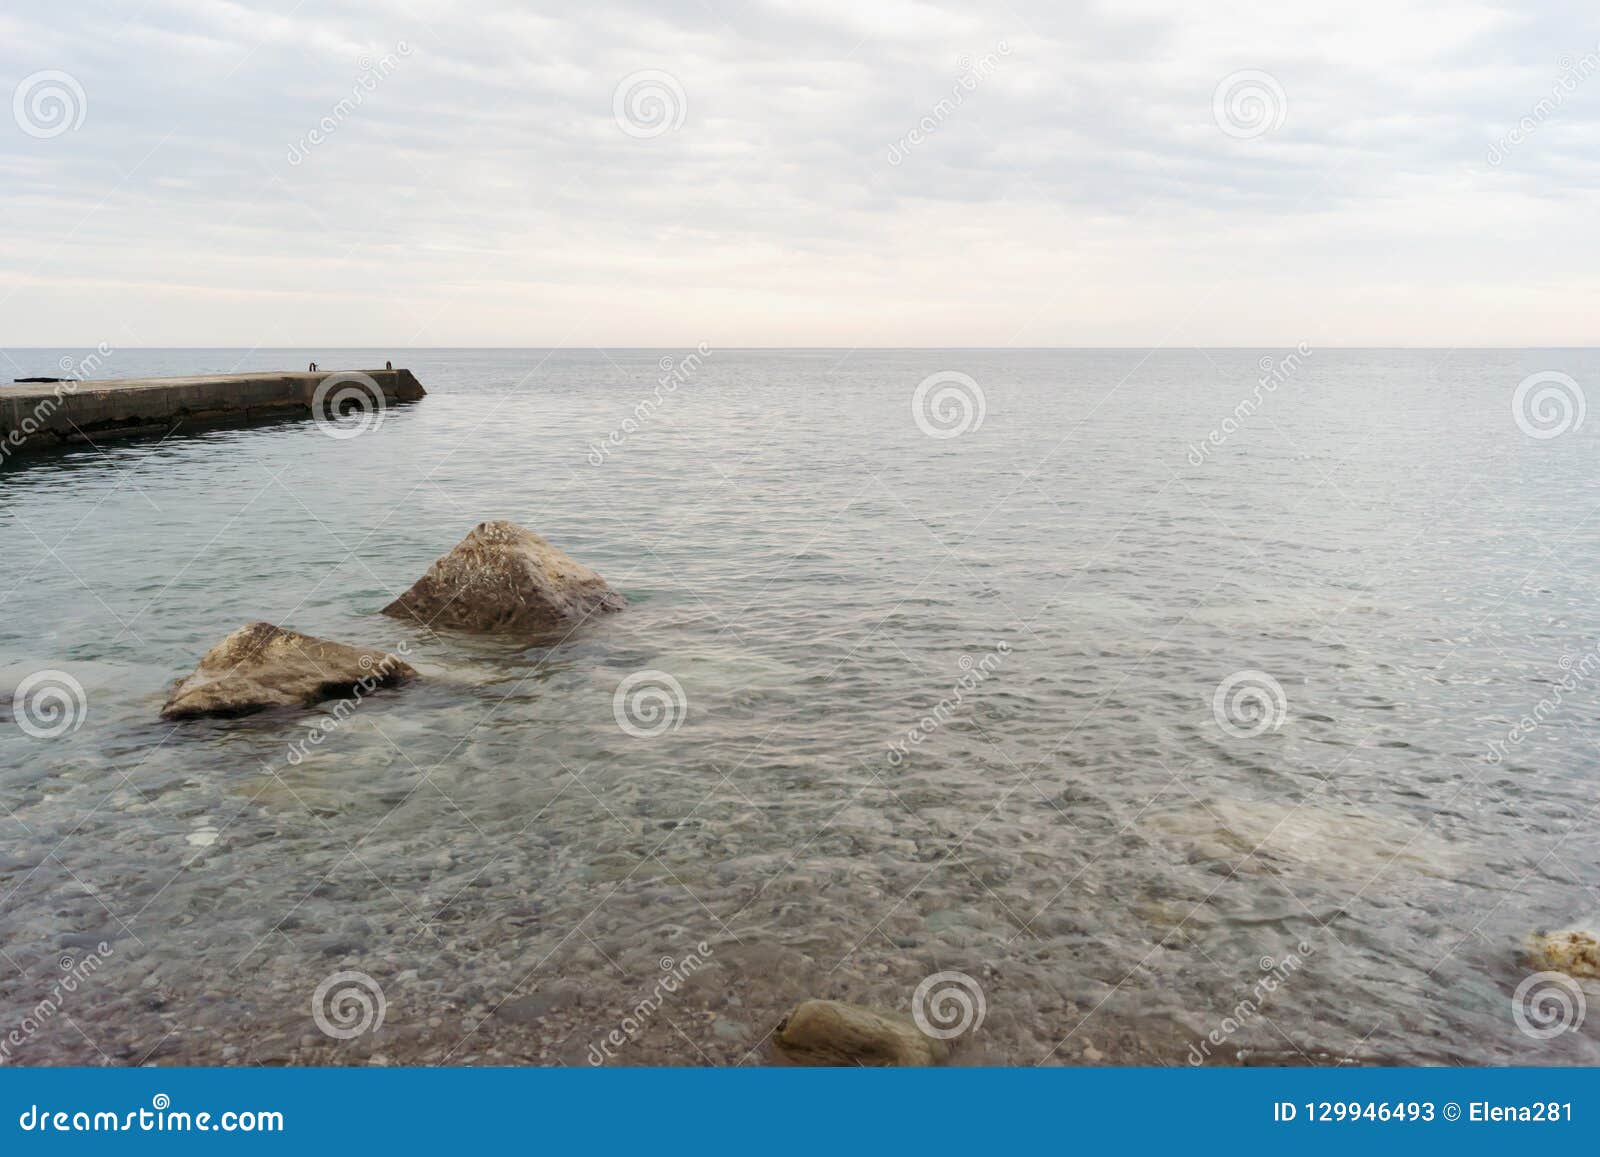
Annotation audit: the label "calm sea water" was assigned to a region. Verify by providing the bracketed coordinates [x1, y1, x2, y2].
[2, 347, 1598, 1066]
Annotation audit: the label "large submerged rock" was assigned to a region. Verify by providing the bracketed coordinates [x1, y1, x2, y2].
[161, 622, 415, 720]
[381, 521, 624, 634]
[771, 999, 949, 1067]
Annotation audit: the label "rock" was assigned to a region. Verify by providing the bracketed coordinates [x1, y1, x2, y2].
[1528, 928, 1600, 978]
[771, 999, 949, 1067]
[382, 521, 624, 635]
[160, 622, 415, 720]
[1144, 798, 1465, 881]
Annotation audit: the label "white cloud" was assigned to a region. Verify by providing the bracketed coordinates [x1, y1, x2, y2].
[1, 0, 1597, 345]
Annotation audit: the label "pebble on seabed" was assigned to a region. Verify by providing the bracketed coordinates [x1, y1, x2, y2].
[1528, 928, 1600, 978]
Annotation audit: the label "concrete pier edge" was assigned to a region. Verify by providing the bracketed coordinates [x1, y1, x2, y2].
[0, 369, 426, 458]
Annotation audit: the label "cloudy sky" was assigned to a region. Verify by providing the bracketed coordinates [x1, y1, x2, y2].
[2, 0, 1598, 347]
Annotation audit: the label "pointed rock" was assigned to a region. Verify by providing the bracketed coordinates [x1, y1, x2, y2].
[771, 999, 950, 1066]
[161, 622, 415, 720]
[381, 520, 624, 634]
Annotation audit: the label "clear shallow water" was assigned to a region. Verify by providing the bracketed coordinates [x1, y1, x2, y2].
[1, 347, 1598, 1066]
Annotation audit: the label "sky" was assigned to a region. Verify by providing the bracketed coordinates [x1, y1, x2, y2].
[1, 0, 1598, 348]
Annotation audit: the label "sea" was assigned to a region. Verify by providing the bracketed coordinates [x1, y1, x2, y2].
[1, 347, 1597, 1065]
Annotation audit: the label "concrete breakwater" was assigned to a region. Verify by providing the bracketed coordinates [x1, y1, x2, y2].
[1, 368, 426, 457]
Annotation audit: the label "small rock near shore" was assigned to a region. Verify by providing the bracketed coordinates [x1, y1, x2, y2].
[161, 622, 415, 720]
[381, 520, 624, 634]
[1528, 928, 1600, 978]
[771, 999, 950, 1066]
